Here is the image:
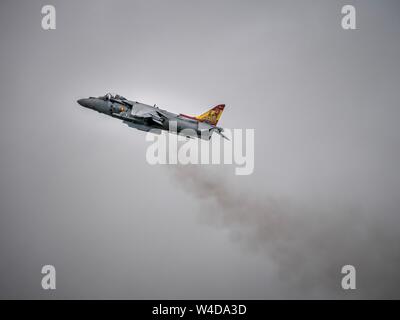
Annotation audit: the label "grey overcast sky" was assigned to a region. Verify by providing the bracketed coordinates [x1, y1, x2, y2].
[1, 0, 400, 299]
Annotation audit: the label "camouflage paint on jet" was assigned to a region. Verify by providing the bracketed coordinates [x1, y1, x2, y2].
[77, 93, 228, 140]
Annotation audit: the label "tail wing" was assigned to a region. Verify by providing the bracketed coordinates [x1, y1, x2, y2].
[195, 104, 225, 126]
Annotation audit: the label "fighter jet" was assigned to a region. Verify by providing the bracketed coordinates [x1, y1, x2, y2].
[77, 93, 227, 140]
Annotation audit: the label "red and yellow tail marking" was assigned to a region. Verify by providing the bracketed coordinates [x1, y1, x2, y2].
[194, 104, 225, 126]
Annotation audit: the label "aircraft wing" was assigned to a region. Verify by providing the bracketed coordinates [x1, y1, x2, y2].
[134, 110, 167, 125]
[113, 109, 168, 125]
[129, 103, 171, 124]
[142, 112, 164, 125]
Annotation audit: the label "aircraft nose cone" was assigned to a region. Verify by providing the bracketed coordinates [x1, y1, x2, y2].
[77, 98, 89, 108]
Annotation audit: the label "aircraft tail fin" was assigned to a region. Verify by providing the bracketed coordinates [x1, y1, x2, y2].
[195, 104, 225, 126]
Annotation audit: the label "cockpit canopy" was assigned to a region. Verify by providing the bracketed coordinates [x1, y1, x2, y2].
[98, 93, 127, 101]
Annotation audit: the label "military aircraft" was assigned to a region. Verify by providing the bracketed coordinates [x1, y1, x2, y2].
[77, 93, 227, 140]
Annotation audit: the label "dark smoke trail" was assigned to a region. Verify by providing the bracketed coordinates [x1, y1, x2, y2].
[168, 165, 400, 299]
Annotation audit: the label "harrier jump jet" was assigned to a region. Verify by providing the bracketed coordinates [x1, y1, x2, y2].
[77, 93, 227, 140]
